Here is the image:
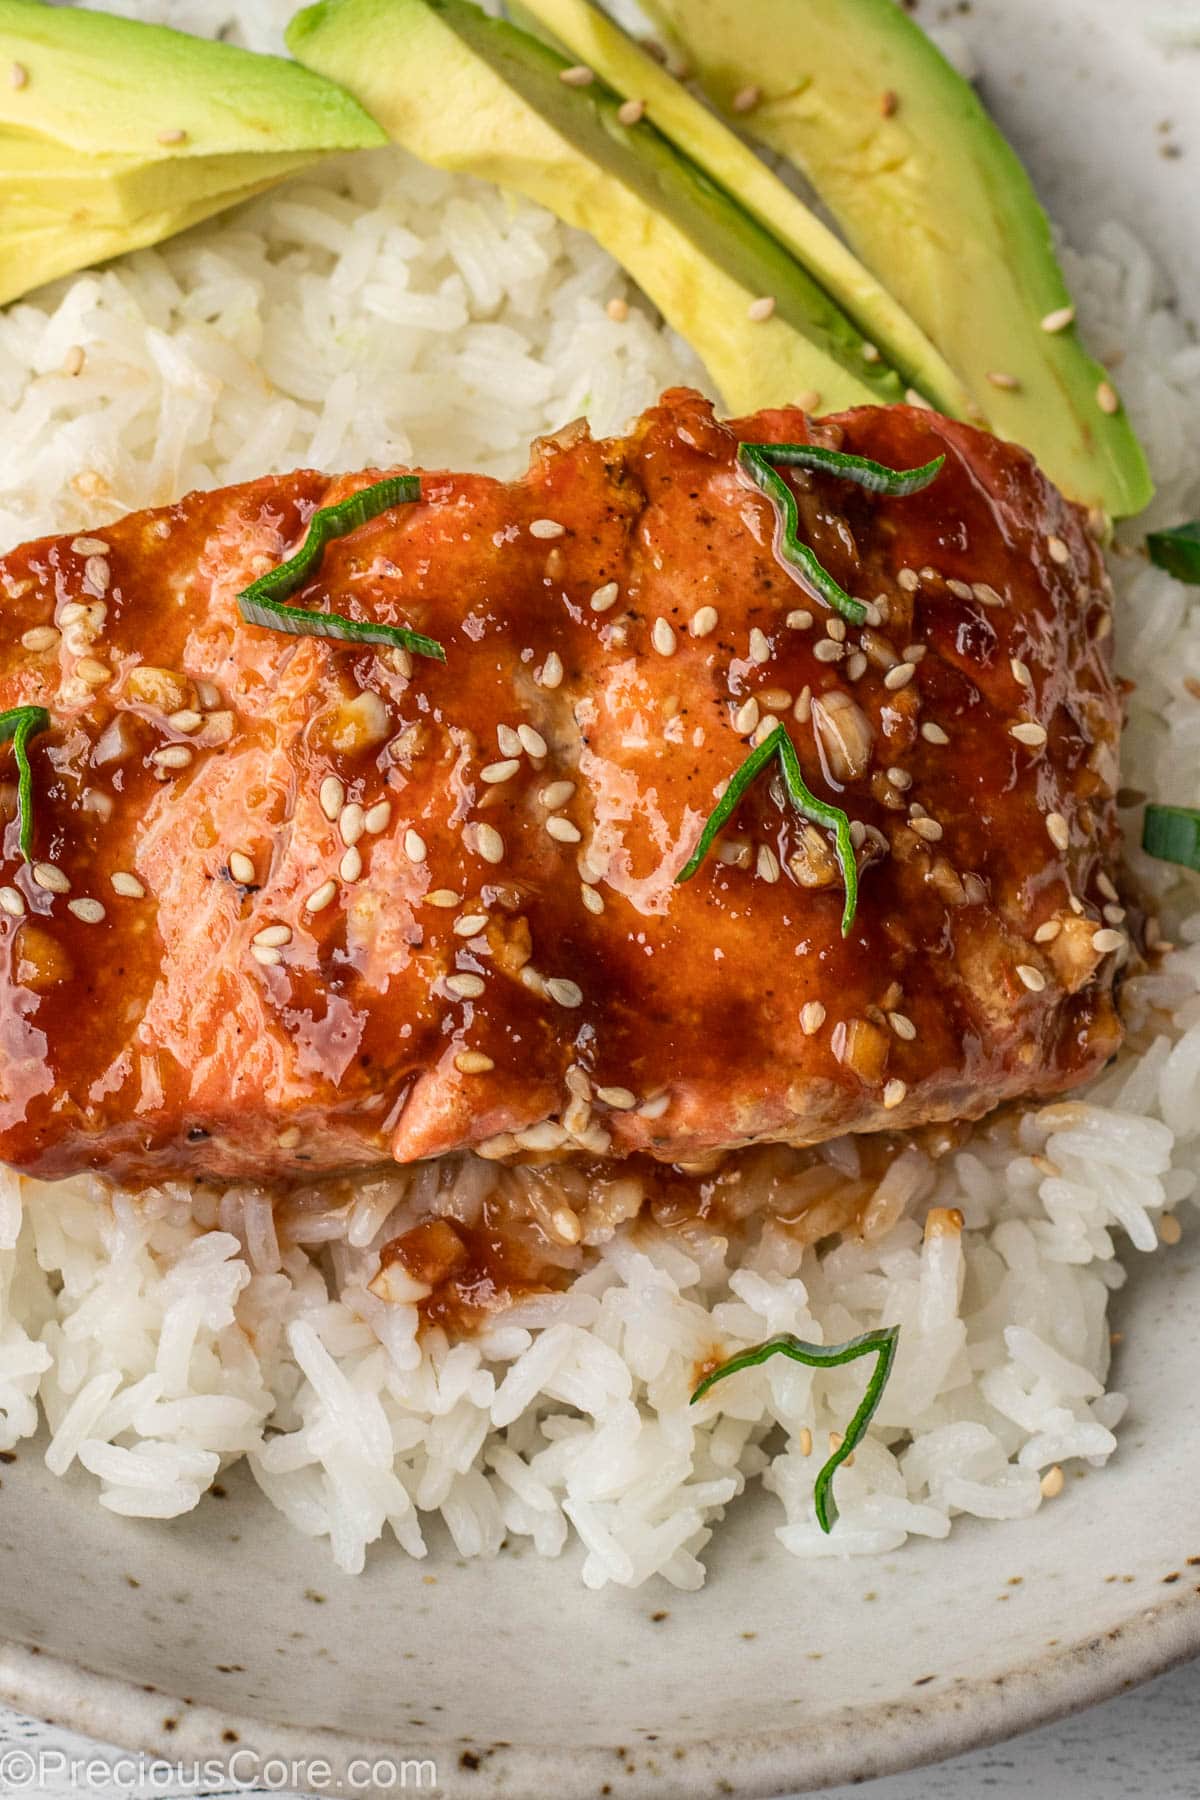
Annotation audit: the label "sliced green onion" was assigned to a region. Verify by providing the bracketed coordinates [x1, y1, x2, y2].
[1146, 521, 1200, 586]
[747, 442, 946, 498]
[737, 441, 945, 626]
[675, 722, 858, 935]
[691, 1324, 901, 1533]
[237, 475, 446, 662]
[1143, 803, 1200, 871]
[0, 705, 50, 862]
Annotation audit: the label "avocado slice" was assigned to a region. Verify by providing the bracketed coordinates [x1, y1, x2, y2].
[286, 0, 904, 415]
[639, 0, 1152, 517]
[0, 0, 385, 308]
[510, 0, 973, 420]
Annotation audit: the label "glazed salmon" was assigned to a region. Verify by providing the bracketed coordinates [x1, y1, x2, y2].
[0, 388, 1123, 1184]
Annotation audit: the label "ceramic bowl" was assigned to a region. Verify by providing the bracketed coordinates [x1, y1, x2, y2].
[2, 2, 1199, 1793]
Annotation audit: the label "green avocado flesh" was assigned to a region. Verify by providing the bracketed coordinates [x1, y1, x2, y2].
[286, 0, 905, 415]
[0, 0, 385, 307]
[640, 0, 1152, 516]
[512, 0, 973, 420]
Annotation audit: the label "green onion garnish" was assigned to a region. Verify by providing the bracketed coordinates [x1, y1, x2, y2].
[237, 475, 445, 662]
[675, 721, 859, 935]
[691, 1324, 901, 1534]
[0, 705, 50, 862]
[1143, 803, 1200, 872]
[1146, 521, 1200, 586]
[737, 442, 945, 626]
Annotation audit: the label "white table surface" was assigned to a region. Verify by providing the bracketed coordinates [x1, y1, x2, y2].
[1, 1658, 1198, 1798]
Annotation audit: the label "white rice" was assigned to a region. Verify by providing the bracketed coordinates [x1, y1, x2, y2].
[0, 7, 1198, 1588]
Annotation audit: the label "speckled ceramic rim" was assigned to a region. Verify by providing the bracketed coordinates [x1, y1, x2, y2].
[2, 1586, 1198, 1797]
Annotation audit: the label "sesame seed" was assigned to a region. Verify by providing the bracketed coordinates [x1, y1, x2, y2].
[884, 661, 916, 692]
[786, 609, 814, 630]
[1011, 657, 1033, 689]
[691, 605, 719, 638]
[1160, 1213, 1183, 1246]
[823, 617, 846, 644]
[364, 800, 391, 835]
[339, 846, 362, 883]
[110, 871, 146, 900]
[427, 889, 461, 908]
[1096, 380, 1120, 415]
[517, 723, 548, 759]
[404, 828, 427, 863]
[596, 1085, 637, 1110]
[277, 1127, 301, 1150]
[845, 651, 868, 681]
[946, 579, 974, 602]
[1010, 721, 1048, 748]
[793, 686, 812, 724]
[540, 779, 576, 809]
[474, 823, 505, 865]
[21, 624, 60, 652]
[546, 976, 583, 1008]
[156, 127, 188, 145]
[1016, 963, 1047, 992]
[747, 295, 776, 322]
[76, 658, 110, 687]
[1041, 305, 1076, 333]
[1047, 535, 1071, 565]
[454, 912, 489, 936]
[921, 722, 950, 746]
[529, 518, 566, 539]
[756, 845, 780, 884]
[1040, 1465, 1065, 1499]
[800, 1001, 826, 1036]
[168, 709, 203, 733]
[251, 943, 282, 967]
[813, 639, 844, 664]
[986, 370, 1020, 390]
[481, 758, 520, 784]
[447, 973, 485, 999]
[539, 651, 564, 689]
[888, 1012, 916, 1041]
[224, 850, 254, 885]
[581, 883, 605, 915]
[253, 924, 292, 948]
[340, 802, 365, 844]
[1046, 812, 1070, 851]
[886, 766, 912, 790]
[71, 536, 108, 556]
[1033, 920, 1062, 944]
[83, 554, 110, 595]
[616, 97, 646, 125]
[1104, 902, 1127, 925]
[1096, 871, 1119, 903]
[752, 714, 781, 746]
[897, 568, 920, 593]
[547, 816, 582, 844]
[319, 776, 344, 821]
[590, 581, 620, 612]
[731, 82, 762, 112]
[1092, 927, 1126, 955]
[733, 697, 760, 736]
[10, 61, 28, 89]
[30, 864, 70, 900]
[883, 1078, 907, 1109]
[0, 886, 24, 917]
[749, 627, 771, 663]
[652, 618, 677, 655]
[559, 63, 594, 85]
[605, 296, 630, 322]
[639, 1092, 670, 1119]
[497, 724, 522, 756]
[903, 644, 927, 663]
[455, 1049, 495, 1075]
[305, 878, 338, 913]
[910, 816, 943, 842]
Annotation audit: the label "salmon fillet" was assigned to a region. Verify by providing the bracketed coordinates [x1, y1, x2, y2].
[0, 388, 1123, 1184]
